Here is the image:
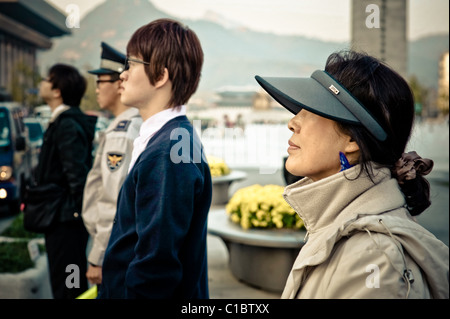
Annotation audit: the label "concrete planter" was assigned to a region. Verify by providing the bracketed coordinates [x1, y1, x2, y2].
[208, 209, 306, 293]
[0, 237, 53, 299]
[211, 170, 247, 206]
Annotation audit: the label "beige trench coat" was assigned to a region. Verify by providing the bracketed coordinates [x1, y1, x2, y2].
[282, 165, 449, 299]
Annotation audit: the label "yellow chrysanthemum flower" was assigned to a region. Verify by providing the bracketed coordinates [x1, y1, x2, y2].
[207, 156, 231, 177]
[225, 184, 304, 230]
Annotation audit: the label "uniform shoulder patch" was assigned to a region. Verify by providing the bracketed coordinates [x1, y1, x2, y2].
[114, 120, 131, 132]
[107, 152, 125, 171]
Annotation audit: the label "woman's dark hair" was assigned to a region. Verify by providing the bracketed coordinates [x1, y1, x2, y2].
[325, 50, 431, 216]
[48, 64, 86, 107]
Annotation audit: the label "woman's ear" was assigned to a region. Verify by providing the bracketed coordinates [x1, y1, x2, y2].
[344, 137, 360, 164]
[344, 138, 360, 153]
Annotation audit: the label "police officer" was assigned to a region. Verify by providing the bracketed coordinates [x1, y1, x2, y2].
[82, 42, 142, 285]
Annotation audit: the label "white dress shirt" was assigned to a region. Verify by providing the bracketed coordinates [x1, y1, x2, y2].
[128, 105, 186, 172]
[49, 104, 70, 123]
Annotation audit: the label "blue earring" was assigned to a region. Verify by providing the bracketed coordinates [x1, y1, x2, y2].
[339, 152, 354, 172]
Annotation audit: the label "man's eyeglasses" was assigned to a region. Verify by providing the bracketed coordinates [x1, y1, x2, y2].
[124, 57, 150, 70]
[96, 79, 119, 87]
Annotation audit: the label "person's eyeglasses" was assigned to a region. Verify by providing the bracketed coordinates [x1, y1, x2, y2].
[96, 79, 119, 87]
[124, 57, 150, 70]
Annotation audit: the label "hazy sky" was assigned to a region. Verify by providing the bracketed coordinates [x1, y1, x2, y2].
[46, 0, 449, 42]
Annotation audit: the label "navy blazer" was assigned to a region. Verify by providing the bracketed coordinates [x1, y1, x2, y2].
[99, 116, 212, 299]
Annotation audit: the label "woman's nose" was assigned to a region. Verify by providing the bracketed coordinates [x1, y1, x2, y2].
[288, 117, 296, 133]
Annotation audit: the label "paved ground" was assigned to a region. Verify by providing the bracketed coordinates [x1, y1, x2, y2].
[207, 234, 280, 299]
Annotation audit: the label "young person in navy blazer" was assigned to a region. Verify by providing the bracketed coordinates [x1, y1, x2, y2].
[99, 19, 212, 299]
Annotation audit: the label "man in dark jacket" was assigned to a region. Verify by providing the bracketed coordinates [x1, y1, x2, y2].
[99, 19, 212, 299]
[36, 64, 96, 299]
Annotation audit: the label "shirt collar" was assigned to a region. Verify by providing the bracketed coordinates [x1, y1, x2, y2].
[49, 104, 70, 122]
[127, 105, 186, 173]
[138, 105, 186, 142]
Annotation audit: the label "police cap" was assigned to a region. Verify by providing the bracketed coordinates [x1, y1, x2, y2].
[88, 42, 126, 75]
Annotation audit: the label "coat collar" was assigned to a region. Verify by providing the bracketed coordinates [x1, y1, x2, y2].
[283, 163, 396, 236]
[281, 164, 405, 298]
[49, 104, 70, 123]
[282, 163, 449, 299]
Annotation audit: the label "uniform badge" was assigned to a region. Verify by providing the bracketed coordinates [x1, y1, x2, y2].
[114, 120, 130, 132]
[107, 153, 124, 171]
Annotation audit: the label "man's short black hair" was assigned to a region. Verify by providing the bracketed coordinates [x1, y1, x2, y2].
[48, 64, 86, 107]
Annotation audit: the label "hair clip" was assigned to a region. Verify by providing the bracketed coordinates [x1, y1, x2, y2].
[339, 152, 354, 172]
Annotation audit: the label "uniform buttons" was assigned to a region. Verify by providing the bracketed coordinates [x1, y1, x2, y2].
[74, 212, 79, 218]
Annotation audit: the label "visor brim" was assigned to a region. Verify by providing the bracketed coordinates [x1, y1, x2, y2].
[255, 75, 359, 125]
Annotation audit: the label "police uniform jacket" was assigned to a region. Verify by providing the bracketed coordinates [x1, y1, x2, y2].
[99, 116, 212, 299]
[82, 107, 142, 266]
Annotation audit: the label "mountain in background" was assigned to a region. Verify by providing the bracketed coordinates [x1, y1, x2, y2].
[38, 0, 448, 95]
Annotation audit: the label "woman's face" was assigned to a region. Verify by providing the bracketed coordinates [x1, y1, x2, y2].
[286, 109, 357, 181]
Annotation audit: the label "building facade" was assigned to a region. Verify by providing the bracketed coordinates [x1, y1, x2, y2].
[437, 51, 449, 115]
[0, 0, 69, 100]
[351, 0, 407, 78]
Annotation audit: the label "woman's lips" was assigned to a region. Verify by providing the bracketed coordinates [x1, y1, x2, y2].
[288, 140, 300, 152]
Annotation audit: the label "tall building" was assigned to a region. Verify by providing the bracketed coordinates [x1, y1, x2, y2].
[351, 0, 407, 78]
[437, 51, 449, 115]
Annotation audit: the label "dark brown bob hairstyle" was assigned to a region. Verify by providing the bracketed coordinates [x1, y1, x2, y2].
[126, 18, 204, 108]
